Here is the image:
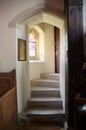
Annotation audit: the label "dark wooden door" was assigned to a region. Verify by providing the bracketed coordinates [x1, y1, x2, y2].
[54, 27, 60, 73]
[65, 0, 84, 127]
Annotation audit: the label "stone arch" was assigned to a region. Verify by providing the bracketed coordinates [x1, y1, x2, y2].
[9, 3, 64, 27]
[15, 3, 65, 113]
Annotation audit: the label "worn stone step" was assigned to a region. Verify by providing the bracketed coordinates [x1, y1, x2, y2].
[40, 73, 60, 80]
[28, 97, 63, 109]
[30, 79, 60, 87]
[22, 108, 65, 123]
[28, 73, 64, 123]
[31, 86, 60, 97]
[23, 109, 65, 123]
[27, 109, 65, 115]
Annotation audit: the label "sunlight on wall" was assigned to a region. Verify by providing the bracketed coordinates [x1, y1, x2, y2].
[16, 12, 65, 113]
[16, 24, 30, 113]
[27, 12, 65, 111]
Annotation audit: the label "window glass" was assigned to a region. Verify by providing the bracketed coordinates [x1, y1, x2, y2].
[29, 34, 36, 57]
[29, 28, 39, 60]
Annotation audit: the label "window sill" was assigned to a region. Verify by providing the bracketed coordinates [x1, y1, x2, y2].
[30, 60, 44, 63]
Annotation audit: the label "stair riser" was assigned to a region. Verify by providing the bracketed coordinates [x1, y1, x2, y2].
[31, 91, 60, 97]
[31, 81, 59, 87]
[28, 101, 62, 109]
[28, 73, 63, 119]
[40, 74, 60, 80]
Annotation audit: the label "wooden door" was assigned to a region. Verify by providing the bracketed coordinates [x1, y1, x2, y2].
[65, 0, 84, 127]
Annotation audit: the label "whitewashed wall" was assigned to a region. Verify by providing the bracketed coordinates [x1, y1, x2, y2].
[0, 0, 64, 113]
[44, 23, 55, 73]
[30, 62, 44, 79]
[16, 25, 25, 112]
[16, 25, 30, 113]
[30, 23, 54, 80]
[0, 0, 44, 72]
[0, 0, 64, 71]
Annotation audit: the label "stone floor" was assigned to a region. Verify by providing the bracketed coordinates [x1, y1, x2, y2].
[14, 113, 77, 130]
[14, 113, 68, 130]
[14, 121, 65, 130]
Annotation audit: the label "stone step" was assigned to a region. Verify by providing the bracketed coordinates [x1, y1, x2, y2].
[40, 73, 60, 80]
[24, 109, 65, 122]
[31, 86, 60, 97]
[30, 79, 60, 87]
[28, 73, 64, 123]
[28, 97, 63, 109]
[27, 109, 65, 115]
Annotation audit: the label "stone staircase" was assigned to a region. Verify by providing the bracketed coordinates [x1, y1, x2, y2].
[24, 73, 65, 122]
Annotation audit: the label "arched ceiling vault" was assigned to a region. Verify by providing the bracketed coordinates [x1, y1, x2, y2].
[27, 12, 64, 30]
[9, 3, 64, 27]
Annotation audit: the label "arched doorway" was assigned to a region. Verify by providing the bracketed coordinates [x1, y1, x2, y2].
[16, 12, 66, 116]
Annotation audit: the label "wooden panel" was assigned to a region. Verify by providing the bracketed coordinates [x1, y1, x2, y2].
[0, 69, 16, 86]
[0, 98, 3, 129]
[66, 0, 84, 126]
[1, 88, 15, 119]
[0, 78, 12, 97]
[0, 70, 17, 130]
[0, 70, 16, 96]
[0, 88, 17, 129]
[68, 6, 83, 79]
[68, 0, 83, 5]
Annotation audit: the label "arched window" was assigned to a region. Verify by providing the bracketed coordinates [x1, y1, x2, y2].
[29, 28, 39, 60]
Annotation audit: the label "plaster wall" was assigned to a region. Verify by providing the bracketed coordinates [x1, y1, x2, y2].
[44, 23, 55, 73]
[0, 0, 44, 72]
[16, 25, 30, 112]
[30, 23, 54, 80]
[0, 0, 64, 113]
